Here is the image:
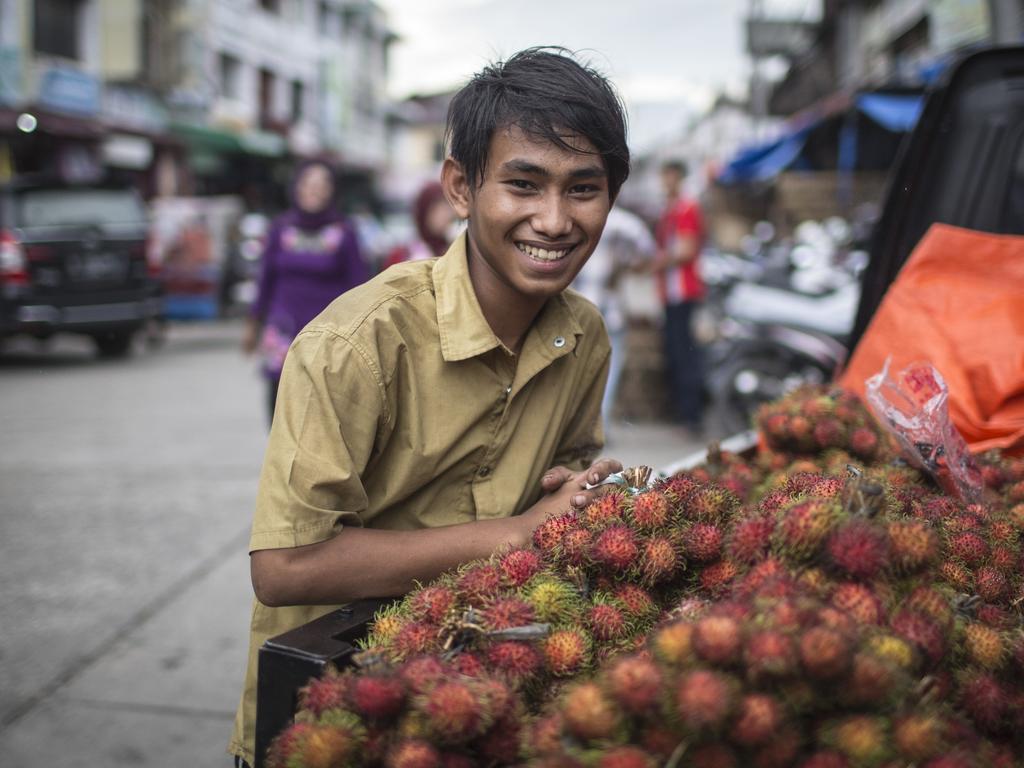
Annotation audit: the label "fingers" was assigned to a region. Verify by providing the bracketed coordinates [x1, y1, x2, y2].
[541, 466, 575, 494]
[584, 457, 624, 486]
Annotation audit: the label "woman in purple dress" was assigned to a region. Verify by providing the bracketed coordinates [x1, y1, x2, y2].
[242, 160, 367, 422]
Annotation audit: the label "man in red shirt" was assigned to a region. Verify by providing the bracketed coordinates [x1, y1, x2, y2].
[652, 159, 705, 433]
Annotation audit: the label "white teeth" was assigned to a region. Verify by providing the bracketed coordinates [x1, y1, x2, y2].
[518, 244, 570, 261]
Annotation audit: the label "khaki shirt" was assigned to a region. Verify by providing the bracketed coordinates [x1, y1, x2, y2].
[230, 234, 610, 762]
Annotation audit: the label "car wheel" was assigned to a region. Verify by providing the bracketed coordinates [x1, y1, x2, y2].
[92, 330, 135, 358]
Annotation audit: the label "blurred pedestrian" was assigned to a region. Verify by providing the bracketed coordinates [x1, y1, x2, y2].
[572, 205, 654, 438]
[242, 159, 367, 423]
[383, 181, 458, 269]
[651, 159, 706, 434]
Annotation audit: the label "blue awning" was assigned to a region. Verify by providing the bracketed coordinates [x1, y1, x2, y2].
[855, 93, 923, 132]
[717, 125, 812, 185]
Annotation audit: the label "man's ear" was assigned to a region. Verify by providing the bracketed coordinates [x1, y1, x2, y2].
[441, 157, 472, 220]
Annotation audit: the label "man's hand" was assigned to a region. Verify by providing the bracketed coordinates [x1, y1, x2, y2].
[539, 457, 624, 509]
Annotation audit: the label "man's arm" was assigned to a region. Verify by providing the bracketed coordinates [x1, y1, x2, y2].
[250, 464, 613, 607]
[651, 202, 702, 272]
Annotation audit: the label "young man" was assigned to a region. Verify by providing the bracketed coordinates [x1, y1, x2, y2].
[228, 47, 631, 766]
[652, 159, 706, 434]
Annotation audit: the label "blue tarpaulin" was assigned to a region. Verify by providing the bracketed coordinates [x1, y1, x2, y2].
[718, 93, 923, 185]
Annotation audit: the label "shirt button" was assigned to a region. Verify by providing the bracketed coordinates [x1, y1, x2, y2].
[505, 385, 512, 395]
[478, 466, 491, 477]
[553, 336, 566, 348]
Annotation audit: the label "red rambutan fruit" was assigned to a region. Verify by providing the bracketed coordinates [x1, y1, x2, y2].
[675, 668, 738, 732]
[960, 671, 1010, 733]
[699, 559, 742, 596]
[726, 514, 775, 564]
[588, 601, 630, 643]
[743, 628, 798, 682]
[561, 681, 623, 742]
[849, 427, 879, 458]
[730, 693, 783, 747]
[481, 596, 535, 631]
[582, 492, 627, 530]
[418, 680, 486, 744]
[486, 641, 542, 683]
[407, 585, 457, 625]
[974, 565, 1009, 603]
[604, 654, 664, 714]
[688, 743, 739, 768]
[398, 656, 446, 694]
[693, 614, 743, 665]
[774, 499, 838, 560]
[613, 584, 658, 621]
[299, 674, 350, 717]
[629, 490, 672, 530]
[391, 620, 439, 660]
[685, 522, 725, 562]
[890, 610, 946, 666]
[532, 512, 578, 556]
[557, 526, 593, 567]
[938, 560, 973, 592]
[687, 485, 740, 522]
[455, 564, 503, 606]
[543, 627, 591, 677]
[798, 626, 851, 679]
[963, 622, 1006, 670]
[892, 714, 946, 762]
[830, 582, 884, 625]
[349, 673, 406, 721]
[597, 746, 657, 768]
[386, 739, 442, 768]
[813, 418, 845, 449]
[498, 548, 543, 587]
[903, 585, 953, 629]
[825, 519, 891, 580]
[639, 535, 682, 585]
[591, 524, 640, 572]
[887, 519, 940, 572]
[947, 531, 990, 566]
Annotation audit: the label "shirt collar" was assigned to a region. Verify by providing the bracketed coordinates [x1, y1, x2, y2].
[433, 233, 585, 363]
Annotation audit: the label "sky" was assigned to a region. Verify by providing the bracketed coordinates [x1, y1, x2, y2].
[377, 0, 820, 150]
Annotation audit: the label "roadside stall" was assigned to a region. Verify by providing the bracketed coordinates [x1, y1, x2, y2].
[252, 47, 1024, 767]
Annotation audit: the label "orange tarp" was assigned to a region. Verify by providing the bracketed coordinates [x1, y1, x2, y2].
[840, 223, 1024, 456]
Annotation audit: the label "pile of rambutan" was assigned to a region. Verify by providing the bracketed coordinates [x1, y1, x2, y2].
[265, 384, 1024, 767]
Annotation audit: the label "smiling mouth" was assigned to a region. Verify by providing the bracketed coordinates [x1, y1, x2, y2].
[516, 243, 575, 262]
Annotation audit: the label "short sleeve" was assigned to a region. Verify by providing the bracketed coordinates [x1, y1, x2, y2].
[249, 329, 387, 552]
[674, 202, 703, 239]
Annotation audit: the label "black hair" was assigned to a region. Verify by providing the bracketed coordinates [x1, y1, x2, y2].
[661, 158, 688, 177]
[445, 46, 630, 200]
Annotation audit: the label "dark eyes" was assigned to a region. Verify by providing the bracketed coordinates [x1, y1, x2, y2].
[503, 179, 603, 196]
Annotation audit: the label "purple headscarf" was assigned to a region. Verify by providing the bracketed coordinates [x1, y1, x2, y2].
[286, 158, 346, 231]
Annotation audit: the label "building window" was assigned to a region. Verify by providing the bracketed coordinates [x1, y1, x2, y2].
[34, 0, 83, 60]
[259, 68, 276, 128]
[291, 80, 304, 122]
[259, 0, 281, 13]
[318, 1, 330, 33]
[219, 53, 242, 99]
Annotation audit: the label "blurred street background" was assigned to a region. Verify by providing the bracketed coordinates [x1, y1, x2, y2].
[1, 0, 1020, 765]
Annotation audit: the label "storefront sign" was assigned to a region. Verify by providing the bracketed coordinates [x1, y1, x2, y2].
[36, 66, 101, 117]
[102, 85, 169, 133]
[101, 134, 154, 169]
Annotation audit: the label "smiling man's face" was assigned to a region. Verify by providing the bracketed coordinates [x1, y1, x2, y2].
[446, 124, 612, 313]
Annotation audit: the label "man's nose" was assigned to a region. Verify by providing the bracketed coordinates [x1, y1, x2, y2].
[531, 194, 573, 238]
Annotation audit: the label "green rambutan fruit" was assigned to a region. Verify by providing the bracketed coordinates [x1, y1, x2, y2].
[684, 521, 725, 563]
[522, 575, 583, 624]
[825, 519, 891, 580]
[591, 524, 640, 573]
[481, 596, 535, 631]
[886, 519, 940, 572]
[386, 738, 443, 768]
[542, 626, 592, 677]
[596, 746, 658, 768]
[560, 681, 624, 743]
[629, 490, 672, 530]
[498, 548, 543, 587]
[485, 641, 542, 684]
[774, 498, 839, 561]
[693, 614, 743, 666]
[798, 625, 852, 680]
[349, 673, 406, 721]
[675, 668, 738, 732]
[407, 584, 458, 625]
[650, 620, 695, 667]
[367, 603, 406, 647]
[743, 628, 798, 682]
[963, 622, 1007, 670]
[725, 513, 775, 564]
[729, 692, 783, 747]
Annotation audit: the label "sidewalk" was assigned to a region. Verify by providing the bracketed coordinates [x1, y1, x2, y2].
[0, 407, 703, 765]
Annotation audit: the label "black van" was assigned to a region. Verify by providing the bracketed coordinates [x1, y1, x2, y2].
[0, 177, 162, 357]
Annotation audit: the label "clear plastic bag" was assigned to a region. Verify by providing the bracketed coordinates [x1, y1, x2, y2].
[865, 358, 983, 503]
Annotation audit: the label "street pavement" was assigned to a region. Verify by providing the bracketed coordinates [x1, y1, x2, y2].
[0, 320, 704, 767]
